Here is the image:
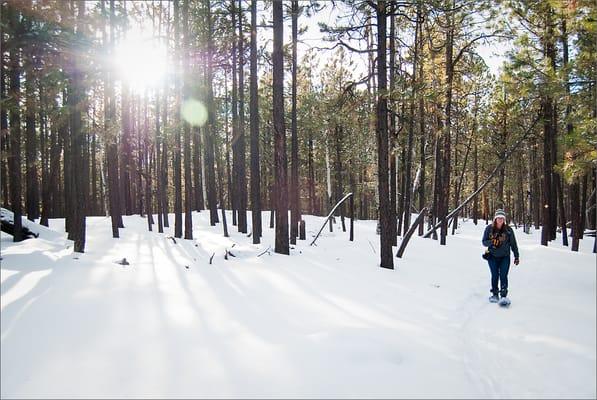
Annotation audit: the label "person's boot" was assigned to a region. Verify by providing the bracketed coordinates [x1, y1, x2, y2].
[489, 291, 499, 303]
[498, 289, 510, 306]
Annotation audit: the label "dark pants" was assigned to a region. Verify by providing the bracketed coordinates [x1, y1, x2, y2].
[488, 256, 510, 297]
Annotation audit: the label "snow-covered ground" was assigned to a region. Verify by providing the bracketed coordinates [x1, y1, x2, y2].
[1, 211, 595, 399]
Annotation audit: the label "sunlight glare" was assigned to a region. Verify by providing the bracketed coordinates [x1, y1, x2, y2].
[113, 35, 167, 92]
[181, 99, 208, 127]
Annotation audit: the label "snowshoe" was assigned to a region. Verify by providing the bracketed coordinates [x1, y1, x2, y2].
[498, 297, 511, 307]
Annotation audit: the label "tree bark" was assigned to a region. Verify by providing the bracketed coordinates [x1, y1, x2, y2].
[389, 12, 397, 245]
[237, 0, 247, 233]
[403, 2, 420, 234]
[249, 0, 261, 244]
[541, 8, 556, 246]
[290, 0, 300, 244]
[193, 126, 204, 211]
[205, 0, 219, 227]
[68, 0, 86, 252]
[172, 0, 183, 238]
[272, 0, 289, 255]
[25, 70, 39, 221]
[376, 1, 393, 269]
[231, 0, 238, 227]
[8, 4, 23, 241]
[439, 4, 454, 246]
[0, 8, 9, 210]
[182, 0, 193, 240]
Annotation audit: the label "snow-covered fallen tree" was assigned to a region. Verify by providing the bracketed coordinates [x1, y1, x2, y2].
[0, 208, 39, 240]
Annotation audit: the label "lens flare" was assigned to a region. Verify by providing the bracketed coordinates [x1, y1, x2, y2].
[181, 99, 208, 127]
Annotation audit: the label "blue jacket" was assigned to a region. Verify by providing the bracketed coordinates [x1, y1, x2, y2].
[482, 224, 520, 259]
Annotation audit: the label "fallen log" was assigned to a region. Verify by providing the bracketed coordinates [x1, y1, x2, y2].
[396, 208, 427, 258]
[0, 208, 39, 240]
[310, 192, 353, 246]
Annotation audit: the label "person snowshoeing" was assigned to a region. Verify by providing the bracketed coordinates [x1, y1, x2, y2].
[482, 209, 520, 305]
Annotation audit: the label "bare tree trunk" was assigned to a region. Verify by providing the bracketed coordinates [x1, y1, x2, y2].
[25, 70, 39, 221]
[439, 4, 454, 246]
[388, 12, 397, 245]
[231, 0, 238, 227]
[182, 0, 193, 240]
[375, 1, 393, 269]
[273, 0, 289, 254]
[541, 8, 557, 246]
[249, 0, 261, 243]
[192, 126, 204, 211]
[172, 0, 183, 238]
[237, 0, 247, 233]
[308, 132, 315, 214]
[69, 0, 86, 252]
[403, 2, 420, 234]
[205, 0, 219, 227]
[0, 9, 9, 209]
[8, 4, 23, 241]
[290, 0, 300, 244]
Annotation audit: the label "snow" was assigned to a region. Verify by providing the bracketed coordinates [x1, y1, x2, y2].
[1, 211, 595, 399]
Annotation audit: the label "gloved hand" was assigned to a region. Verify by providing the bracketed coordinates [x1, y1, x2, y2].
[514, 258, 520, 266]
[491, 238, 500, 247]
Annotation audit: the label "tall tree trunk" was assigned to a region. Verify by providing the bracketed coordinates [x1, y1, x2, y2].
[541, 8, 556, 246]
[182, 0, 193, 240]
[25, 71, 39, 221]
[562, 16, 579, 251]
[272, 0, 289, 254]
[161, 1, 170, 228]
[39, 82, 50, 225]
[237, 0, 247, 233]
[497, 88, 507, 206]
[403, 2, 420, 233]
[161, 84, 169, 227]
[0, 7, 9, 209]
[249, 0, 261, 244]
[91, 108, 98, 216]
[225, 69, 233, 213]
[472, 141, 478, 225]
[192, 127, 204, 211]
[416, 2, 426, 236]
[556, 176, 568, 246]
[334, 125, 345, 232]
[172, 0, 183, 238]
[290, 0, 300, 244]
[308, 132, 315, 215]
[8, 4, 23, 241]
[205, 0, 219, 226]
[69, 0, 86, 252]
[388, 12, 397, 245]
[439, 4, 454, 246]
[376, 1, 393, 268]
[231, 1, 238, 226]
[154, 17, 164, 233]
[105, 0, 121, 238]
[214, 122, 229, 237]
[580, 174, 589, 237]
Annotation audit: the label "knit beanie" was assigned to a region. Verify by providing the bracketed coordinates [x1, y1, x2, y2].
[494, 209, 506, 221]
